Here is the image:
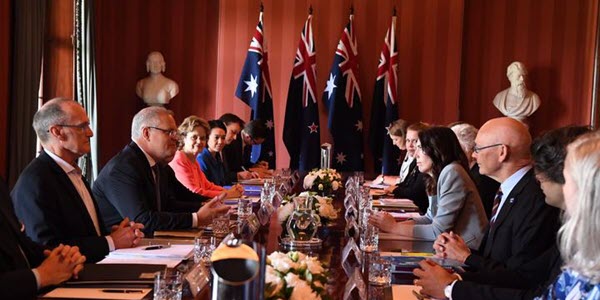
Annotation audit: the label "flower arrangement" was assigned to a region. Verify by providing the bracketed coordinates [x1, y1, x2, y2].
[265, 251, 331, 300]
[277, 191, 339, 225]
[303, 168, 342, 196]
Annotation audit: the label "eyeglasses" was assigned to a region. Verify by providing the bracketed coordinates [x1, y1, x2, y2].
[472, 143, 503, 154]
[48, 122, 91, 132]
[148, 126, 178, 138]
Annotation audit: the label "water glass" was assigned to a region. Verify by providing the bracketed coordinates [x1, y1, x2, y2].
[194, 236, 216, 265]
[154, 271, 183, 300]
[238, 198, 253, 218]
[359, 223, 379, 252]
[368, 258, 391, 286]
[212, 214, 230, 238]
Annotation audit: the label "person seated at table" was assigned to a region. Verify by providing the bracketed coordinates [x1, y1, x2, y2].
[383, 121, 430, 214]
[535, 131, 600, 299]
[219, 113, 256, 182]
[0, 177, 86, 300]
[218, 119, 270, 176]
[450, 122, 500, 220]
[11, 98, 144, 263]
[198, 120, 230, 186]
[373, 119, 408, 185]
[93, 107, 229, 236]
[370, 126, 488, 248]
[414, 118, 559, 296]
[412, 125, 590, 299]
[169, 115, 243, 198]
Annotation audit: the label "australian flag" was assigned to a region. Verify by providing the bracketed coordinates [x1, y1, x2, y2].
[283, 12, 320, 172]
[322, 13, 364, 172]
[235, 10, 276, 169]
[369, 15, 400, 175]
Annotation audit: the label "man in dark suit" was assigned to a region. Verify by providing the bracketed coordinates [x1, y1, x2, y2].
[413, 117, 562, 299]
[11, 98, 144, 263]
[219, 119, 269, 183]
[94, 107, 229, 236]
[1, 177, 86, 299]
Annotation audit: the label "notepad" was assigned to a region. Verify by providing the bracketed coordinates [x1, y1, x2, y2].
[44, 288, 151, 299]
[107, 244, 193, 259]
[391, 285, 427, 300]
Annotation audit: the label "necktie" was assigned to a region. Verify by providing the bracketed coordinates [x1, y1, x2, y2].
[490, 188, 503, 228]
[151, 164, 162, 212]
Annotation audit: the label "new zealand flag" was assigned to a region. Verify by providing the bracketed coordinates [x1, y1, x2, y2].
[283, 12, 320, 172]
[369, 15, 400, 175]
[322, 13, 364, 172]
[235, 10, 276, 169]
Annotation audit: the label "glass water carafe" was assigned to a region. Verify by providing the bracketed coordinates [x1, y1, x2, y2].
[286, 196, 320, 241]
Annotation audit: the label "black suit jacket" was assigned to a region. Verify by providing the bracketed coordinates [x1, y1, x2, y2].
[0, 177, 46, 300]
[453, 245, 562, 299]
[222, 135, 252, 184]
[393, 159, 429, 213]
[93, 142, 208, 236]
[463, 169, 560, 275]
[11, 151, 109, 263]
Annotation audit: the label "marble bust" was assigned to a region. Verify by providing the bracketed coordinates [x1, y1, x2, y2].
[136, 51, 179, 106]
[493, 61, 541, 122]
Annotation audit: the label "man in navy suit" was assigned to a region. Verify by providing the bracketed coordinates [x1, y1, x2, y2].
[413, 117, 560, 299]
[0, 176, 86, 299]
[11, 98, 144, 263]
[94, 106, 229, 236]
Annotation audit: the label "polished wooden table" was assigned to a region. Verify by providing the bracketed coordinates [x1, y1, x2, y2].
[188, 188, 433, 300]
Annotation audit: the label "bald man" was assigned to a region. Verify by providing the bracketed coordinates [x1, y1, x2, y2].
[422, 118, 560, 297]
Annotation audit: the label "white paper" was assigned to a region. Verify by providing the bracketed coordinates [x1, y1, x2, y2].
[97, 256, 183, 268]
[43, 288, 151, 299]
[107, 244, 193, 259]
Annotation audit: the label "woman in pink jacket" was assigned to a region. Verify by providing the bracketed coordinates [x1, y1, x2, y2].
[169, 115, 243, 198]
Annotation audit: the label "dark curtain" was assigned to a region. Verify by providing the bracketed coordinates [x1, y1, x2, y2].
[75, 0, 98, 183]
[8, 0, 46, 187]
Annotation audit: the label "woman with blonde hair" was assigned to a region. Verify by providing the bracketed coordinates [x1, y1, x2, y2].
[536, 132, 600, 299]
[169, 115, 243, 198]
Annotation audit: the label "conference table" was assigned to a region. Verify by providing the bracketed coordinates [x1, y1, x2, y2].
[182, 182, 433, 300]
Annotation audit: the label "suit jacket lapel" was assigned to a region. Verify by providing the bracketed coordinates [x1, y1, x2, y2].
[38, 152, 100, 236]
[485, 169, 534, 253]
[128, 142, 161, 210]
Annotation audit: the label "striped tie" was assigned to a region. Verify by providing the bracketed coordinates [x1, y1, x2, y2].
[489, 188, 503, 228]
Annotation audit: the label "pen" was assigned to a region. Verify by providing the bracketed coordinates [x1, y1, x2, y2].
[241, 166, 259, 178]
[144, 245, 165, 250]
[102, 289, 144, 293]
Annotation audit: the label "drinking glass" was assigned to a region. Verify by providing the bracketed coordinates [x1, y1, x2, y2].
[237, 198, 253, 219]
[154, 271, 183, 300]
[194, 237, 216, 265]
[368, 258, 391, 286]
[212, 214, 230, 238]
[359, 223, 379, 252]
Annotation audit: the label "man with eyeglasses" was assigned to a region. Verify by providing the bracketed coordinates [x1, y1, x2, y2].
[11, 98, 145, 263]
[415, 117, 560, 298]
[94, 106, 229, 236]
